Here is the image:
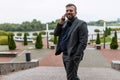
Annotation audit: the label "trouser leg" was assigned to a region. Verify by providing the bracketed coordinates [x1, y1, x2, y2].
[63, 56, 81, 80]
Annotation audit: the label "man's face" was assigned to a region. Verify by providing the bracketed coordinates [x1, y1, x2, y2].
[65, 6, 77, 20]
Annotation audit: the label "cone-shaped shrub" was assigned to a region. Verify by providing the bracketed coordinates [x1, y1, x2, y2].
[96, 33, 101, 44]
[54, 36, 57, 44]
[23, 33, 28, 45]
[35, 33, 43, 49]
[110, 31, 118, 49]
[8, 35, 16, 50]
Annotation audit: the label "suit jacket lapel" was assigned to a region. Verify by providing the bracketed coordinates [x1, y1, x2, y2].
[62, 22, 67, 29]
[67, 18, 79, 37]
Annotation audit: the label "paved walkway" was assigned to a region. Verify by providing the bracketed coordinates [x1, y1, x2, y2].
[39, 48, 111, 68]
[0, 38, 120, 80]
[1, 48, 120, 80]
[1, 67, 120, 80]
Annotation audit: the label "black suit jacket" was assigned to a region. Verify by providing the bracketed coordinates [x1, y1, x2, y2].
[54, 17, 88, 60]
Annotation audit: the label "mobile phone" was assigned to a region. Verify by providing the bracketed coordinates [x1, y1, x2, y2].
[61, 14, 66, 21]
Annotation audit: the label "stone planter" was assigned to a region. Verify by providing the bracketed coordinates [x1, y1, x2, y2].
[96, 44, 101, 50]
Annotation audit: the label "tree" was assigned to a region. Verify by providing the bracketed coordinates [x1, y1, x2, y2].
[31, 19, 42, 31]
[54, 36, 58, 44]
[35, 33, 43, 49]
[96, 33, 101, 44]
[8, 35, 16, 50]
[108, 28, 111, 35]
[96, 20, 104, 26]
[110, 31, 118, 49]
[8, 35, 11, 49]
[114, 30, 117, 39]
[23, 33, 28, 45]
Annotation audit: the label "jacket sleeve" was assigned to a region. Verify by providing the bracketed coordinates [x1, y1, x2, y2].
[54, 23, 63, 36]
[76, 22, 88, 54]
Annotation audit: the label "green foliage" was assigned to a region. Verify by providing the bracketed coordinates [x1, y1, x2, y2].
[100, 36, 111, 43]
[110, 37, 118, 49]
[40, 31, 46, 35]
[8, 35, 16, 50]
[105, 27, 108, 37]
[0, 19, 43, 31]
[0, 30, 8, 36]
[0, 36, 8, 45]
[114, 30, 117, 39]
[24, 32, 29, 36]
[7, 32, 14, 36]
[47, 21, 57, 29]
[23, 33, 28, 45]
[96, 33, 101, 44]
[0, 23, 20, 31]
[96, 20, 104, 26]
[54, 36, 58, 44]
[32, 32, 38, 36]
[94, 29, 100, 33]
[110, 31, 118, 49]
[108, 28, 111, 35]
[49, 37, 54, 42]
[31, 19, 42, 31]
[49, 36, 58, 44]
[49, 32, 54, 35]
[17, 32, 22, 36]
[35, 33, 43, 49]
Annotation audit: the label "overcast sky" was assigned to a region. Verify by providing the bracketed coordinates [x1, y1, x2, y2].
[0, 0, 120, 23]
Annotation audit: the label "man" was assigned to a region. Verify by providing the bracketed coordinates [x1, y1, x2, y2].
[54, 3, 88, 80]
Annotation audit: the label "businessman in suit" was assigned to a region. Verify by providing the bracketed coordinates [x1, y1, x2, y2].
[54, 3, 88, 80]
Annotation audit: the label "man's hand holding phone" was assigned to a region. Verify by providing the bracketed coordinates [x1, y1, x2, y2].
[59, 14, 66, 24]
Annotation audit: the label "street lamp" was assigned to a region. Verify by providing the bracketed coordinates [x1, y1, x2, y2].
[46, 24, 49, 48]
[103, 30, 106, 49]
[103, 21, 106, 49]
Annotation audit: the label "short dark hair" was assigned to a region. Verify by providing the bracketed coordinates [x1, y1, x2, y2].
[66, 3, 77, 11]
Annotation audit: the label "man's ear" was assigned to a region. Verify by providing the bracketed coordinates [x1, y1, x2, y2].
[75, 11, 77, 15]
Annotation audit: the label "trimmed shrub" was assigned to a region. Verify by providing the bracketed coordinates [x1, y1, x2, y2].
[35, 33, 43, 49]
[54, 36, 58, 44]
[7, 32, 14, 36]
[0, 36, 8, 45]
[94, 29, 100, 33]
[8, 35, 16, 50]
[0, 30, 8, 36]
[49, 32, 54, 35]
[96, 33, 101, 44]
[110, 31, 118, 49]
[24, 32, 29, 36]
[49, 36, 58, 44]
[32, 32, 38, 36]
[23, 33, 28, 45]
[17, 32, 22, 36]
[110, 37, 118, 49]
[40, 31, 46, 35]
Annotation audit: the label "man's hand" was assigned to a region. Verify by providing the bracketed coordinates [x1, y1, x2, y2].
[59, 14, 66, 24]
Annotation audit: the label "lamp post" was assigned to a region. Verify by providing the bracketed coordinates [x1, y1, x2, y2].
[103, 30, 106, 49]
[103, 21, 106, 49]
[46, 24, 49, 48]
[92, 34, 93, 45]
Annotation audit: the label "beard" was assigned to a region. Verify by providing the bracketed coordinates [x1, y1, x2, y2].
[66, 14, 75, 20]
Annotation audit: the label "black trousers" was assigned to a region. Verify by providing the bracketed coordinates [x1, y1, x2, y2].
[62, 54, 81, 80]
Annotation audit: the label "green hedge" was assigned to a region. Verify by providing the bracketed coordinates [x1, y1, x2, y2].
[0, 36, 8, 45]
[0, 30, 8, 36]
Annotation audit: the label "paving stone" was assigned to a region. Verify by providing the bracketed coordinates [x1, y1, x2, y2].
[0, 67, 120, 80]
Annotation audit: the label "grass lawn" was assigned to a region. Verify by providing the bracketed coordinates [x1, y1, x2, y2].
[90, 36, 112, 43]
